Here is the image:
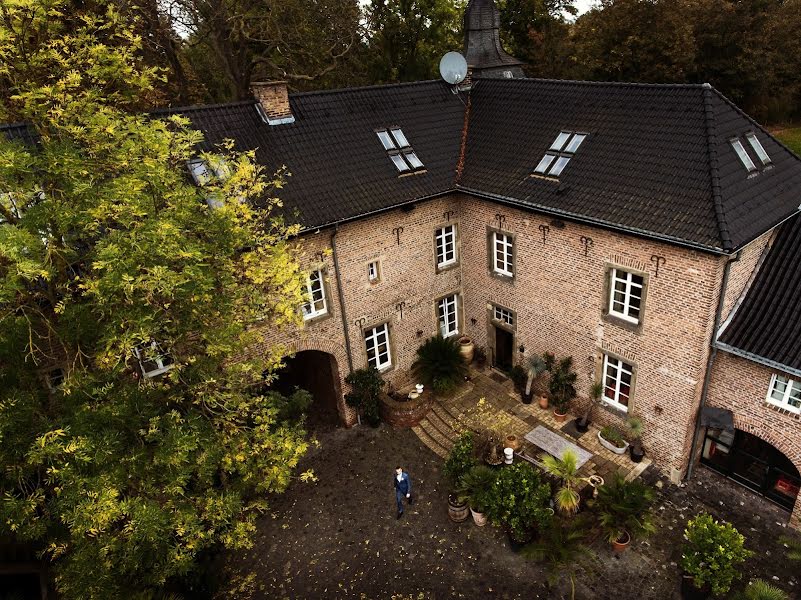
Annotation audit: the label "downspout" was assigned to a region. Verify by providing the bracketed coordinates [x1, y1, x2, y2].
[331, 224, 354, 376]
[685, 250, 741, 480]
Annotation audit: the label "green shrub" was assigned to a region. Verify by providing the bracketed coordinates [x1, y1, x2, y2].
[268, 389, 313, 423]
[681, 513, 753, 596]
[599, 425, 626, 448]
[485, 462, 553, 540]
[444, 431, 476, 488]
[508, 364, 527, 390]
[593, 472, 655, 543]
[737, 579, 789, 600]
[549, 356, 577, 413]
[456, 465, 497, 513]
[412, 335, 468, 396]
[344, 367, 384, 426]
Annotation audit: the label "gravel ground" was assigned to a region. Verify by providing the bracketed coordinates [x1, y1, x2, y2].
[217, 422, 801, 599]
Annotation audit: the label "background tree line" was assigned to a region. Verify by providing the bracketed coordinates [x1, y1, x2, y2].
[140, 0, 801, 124]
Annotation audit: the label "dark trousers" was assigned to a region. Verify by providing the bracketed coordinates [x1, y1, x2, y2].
[395, 489, 410, 512]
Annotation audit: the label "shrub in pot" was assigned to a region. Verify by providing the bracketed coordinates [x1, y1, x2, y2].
[522, 354, 548, 404]
[542, 449, 581, 516]
[456, 465, 497, 526]
[549, 356, 577, 421]
[598, 425, 629, 454]
[680, 513, 752, 598]
[627, 417, 645, 462]
[576, 382, 602, 433]
[444, 431, 476, 522]
[412, 335, 469, 397]
[485, 462, 552, 547]
[592, 472, 655, 553]
[509, 364, 527, 392]
[344, 366, 384, 427]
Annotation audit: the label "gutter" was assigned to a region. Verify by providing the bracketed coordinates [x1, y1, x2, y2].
[716, 343, 801, 381]
[685, 250, 741, 481]
[330, 225, 354, 376]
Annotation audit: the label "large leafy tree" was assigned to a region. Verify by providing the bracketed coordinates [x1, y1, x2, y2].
[0, 0, 310, 597]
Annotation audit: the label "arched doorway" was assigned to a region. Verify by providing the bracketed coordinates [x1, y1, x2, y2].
[270, 350, 343, 429]
[701, 428, 801, 511]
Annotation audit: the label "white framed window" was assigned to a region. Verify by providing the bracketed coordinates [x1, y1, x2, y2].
[767, 374, 801, 413]
[435, 225, 457, 268]
[493, 305, 514, 327]
[301, 270, 327, 320]
[492, 231, 514, 277]
[376, 128, 425, 173]
[533, 131, 587, 178]
[745, 132, 771, 166]
[730, 139, 757, 173]
[438, 294, 459, 338]
[368, 260, 380, 283]
[603, 354, 633, 412]
[365, 323, 392, 370]
[608, 268, 644, 324]
[133, 341, 174, 378]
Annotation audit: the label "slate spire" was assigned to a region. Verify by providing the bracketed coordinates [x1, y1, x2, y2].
[463, 0, 525, 79]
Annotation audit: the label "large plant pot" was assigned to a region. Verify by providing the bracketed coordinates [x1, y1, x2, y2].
[505, 434, 521, 452]
[553, 408, 568, 423]
[448, 494, 469, 523]
[537, 395, 549, 410]
[379, 391, 431, 428]
[680, 576, 711, 600]
[597, 431, 629, 455]
[458, 336, 475, 363]
[521, 390, 533, 404]
[470, 507, 488, 527]
[611, 529, 630, 553]
[575, 416, 590, 433]
[630, 444, 645, 463]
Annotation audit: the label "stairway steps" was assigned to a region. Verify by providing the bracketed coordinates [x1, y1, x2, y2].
[412, 424, 449, 459]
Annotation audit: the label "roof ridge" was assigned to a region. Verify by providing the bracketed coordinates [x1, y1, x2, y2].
[702, 85, 732, 252]
[485, 77, 711, 90]
[288, 79, 445, 98]
[150, 99, 256, 116]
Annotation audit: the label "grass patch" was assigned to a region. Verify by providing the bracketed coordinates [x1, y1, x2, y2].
[772, 127, 801, 156]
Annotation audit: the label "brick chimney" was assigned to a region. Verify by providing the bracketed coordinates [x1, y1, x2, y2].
[251, 81, 295, 125]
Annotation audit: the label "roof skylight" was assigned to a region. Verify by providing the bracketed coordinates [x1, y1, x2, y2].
[745, 133, 771, 166]
[534, 131, 587, 178]
[376, 128, 425, 174]
[730, 139, 757, 173]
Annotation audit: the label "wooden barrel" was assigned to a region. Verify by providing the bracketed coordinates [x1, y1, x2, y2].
[447, 495, 469, 522]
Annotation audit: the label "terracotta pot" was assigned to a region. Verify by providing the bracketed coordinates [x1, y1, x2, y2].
[448, 494, 469, 523]
[505, 434, 521, 451]
[553, 408, 568, 423]
[611, 529, 630, 553]
[458, 336, 475, 363]
[470, 507, 488, 527]
[538, 395, 549, 409]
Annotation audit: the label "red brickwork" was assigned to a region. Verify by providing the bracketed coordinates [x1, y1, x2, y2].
[707, 351, 801, 527]
[251, 81, 292, 120]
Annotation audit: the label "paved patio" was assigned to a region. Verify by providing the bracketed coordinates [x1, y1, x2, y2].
[412, 367, 651, 486]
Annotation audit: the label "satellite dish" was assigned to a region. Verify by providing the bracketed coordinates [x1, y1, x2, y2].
[439, 52, 468, 85]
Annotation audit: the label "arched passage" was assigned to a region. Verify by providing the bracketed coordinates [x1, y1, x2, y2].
[701, 426, 801, 512]
[270, 350, 344, 429]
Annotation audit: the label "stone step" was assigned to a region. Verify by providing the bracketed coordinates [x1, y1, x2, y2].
[427, 404, 461, 441]
[418, 418, 455, 454]
[412, 423, 449, 459]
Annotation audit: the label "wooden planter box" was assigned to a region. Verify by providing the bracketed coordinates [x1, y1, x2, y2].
[380, 389, 432, 428]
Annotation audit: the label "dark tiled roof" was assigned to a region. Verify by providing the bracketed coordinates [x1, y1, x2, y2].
[159, 81, 466, 229]
[0, 122, 37, 145]
[461, 78, 801, 252]
[718, 214, 801, 375]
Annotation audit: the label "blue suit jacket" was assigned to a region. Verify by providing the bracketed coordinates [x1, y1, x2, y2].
[393, 471, 411, 495]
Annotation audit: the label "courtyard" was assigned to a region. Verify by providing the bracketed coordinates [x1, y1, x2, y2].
[216, 389, 801, 599]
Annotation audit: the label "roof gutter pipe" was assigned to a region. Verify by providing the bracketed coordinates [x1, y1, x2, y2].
[685, 250, 741, 481]
[331, 224, 354, 379]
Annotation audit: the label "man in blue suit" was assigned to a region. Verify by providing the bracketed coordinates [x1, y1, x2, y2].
[393, 466, 412, 519]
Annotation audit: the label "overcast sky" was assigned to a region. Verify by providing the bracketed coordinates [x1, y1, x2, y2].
[572, 0, 597, 17]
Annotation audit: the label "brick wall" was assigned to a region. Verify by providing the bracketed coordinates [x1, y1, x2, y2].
[706, 350, 801, 528]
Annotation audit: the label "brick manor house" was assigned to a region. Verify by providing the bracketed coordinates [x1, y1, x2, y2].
[5, 0, 801, 529]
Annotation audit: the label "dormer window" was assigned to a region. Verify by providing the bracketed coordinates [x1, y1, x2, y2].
[745, 133, 771, 166]
[376, 128, 424, 173]
[533, 131, 587, 178]
[133, 341, 174, 378]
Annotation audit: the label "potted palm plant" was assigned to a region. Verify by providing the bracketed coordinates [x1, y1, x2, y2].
[522, 354, 547, 404]
[549, 356, 577, 423]
[542, 449, 582, 516]
[576, 382, 602, 433]
[412, 335, 469, 397]
[456, 465, 497, 526]
[443, 431, 476, 523]
[592, 472, 656, 553]
[628, 417, 645, 462]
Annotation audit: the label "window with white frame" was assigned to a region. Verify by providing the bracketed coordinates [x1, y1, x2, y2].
[533, 131, 587, 178]
[767, 374, 801, 413]
[187, 157, 232, 208]
[730, 138, 757, 173]
[368, 260, 380, 283]
[438, 294, 459, 337]
[608, 268, 644, 324]
[493, 305, 514, 327]
[435, 225, 457, 268]
[301, 270, 327, 320]
[745, 132, 771, 166]
[603, 354, 633, 411]
[365, 323, 392, 370]
[492, 231, 514, 277]
[133, 341, 174, 378]
[376, 127, 424, 173]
